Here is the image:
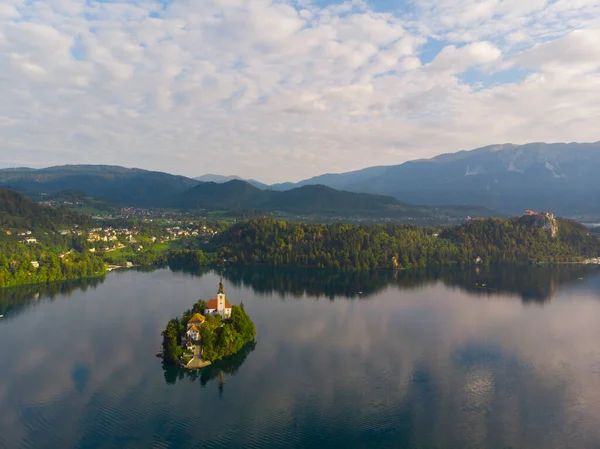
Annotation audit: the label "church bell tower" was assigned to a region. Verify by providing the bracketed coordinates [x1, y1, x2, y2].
[217, 275, 225, 312]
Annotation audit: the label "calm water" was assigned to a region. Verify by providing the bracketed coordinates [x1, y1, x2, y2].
[2, 265, 600, 448]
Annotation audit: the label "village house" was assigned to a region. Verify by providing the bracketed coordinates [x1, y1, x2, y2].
[186, 313, 205, 342]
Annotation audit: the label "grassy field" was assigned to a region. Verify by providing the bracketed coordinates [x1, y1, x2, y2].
[103, 239, 183, 264]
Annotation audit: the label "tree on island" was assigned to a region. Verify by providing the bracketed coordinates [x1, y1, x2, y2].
[201, 305, 256, 362]
[161, 318, 183, 364]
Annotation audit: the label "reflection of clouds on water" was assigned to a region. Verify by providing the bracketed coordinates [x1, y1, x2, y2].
[2, 268, 600, 447]
[239, 281, 600, 447]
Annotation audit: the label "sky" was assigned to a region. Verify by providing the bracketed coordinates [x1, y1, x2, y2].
[1, 0, 600, 183]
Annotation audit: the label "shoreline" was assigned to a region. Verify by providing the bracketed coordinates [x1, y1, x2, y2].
[3, 259, 600, 290]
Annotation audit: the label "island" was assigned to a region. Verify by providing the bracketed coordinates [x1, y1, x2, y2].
[161, 276, 256, 368]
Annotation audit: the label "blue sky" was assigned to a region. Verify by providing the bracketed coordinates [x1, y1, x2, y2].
[1, 0, 600, 182]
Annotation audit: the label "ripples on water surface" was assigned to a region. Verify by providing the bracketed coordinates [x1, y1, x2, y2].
[2, 265, 600, 448]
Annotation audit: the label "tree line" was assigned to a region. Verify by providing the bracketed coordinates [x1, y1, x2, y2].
[211, 217, 600, 270]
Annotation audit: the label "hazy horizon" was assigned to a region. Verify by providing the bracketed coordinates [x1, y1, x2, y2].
[2, 139, 600, 184]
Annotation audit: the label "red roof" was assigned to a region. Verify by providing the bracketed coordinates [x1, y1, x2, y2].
[206, 298, 232, 310]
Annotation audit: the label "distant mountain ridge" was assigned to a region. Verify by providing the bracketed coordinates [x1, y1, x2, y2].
[278, 142, 600, 215]
[0, 165, 494, 220]
[194, 174, 268, 190]
[6, 140, 600, 217]
[0, 165, 199, 208]
[178, 180, 495, 220]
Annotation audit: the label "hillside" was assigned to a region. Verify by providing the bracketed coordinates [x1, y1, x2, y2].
[213, 216, 600, 270]
[194, 174, 268, 189]
[0, 165, 199, 208]
[0, 188, 91, 230]
[179, 180, 267, 210]
[266, 185, 413, 215]
[177, 180, 496, 220]
[281, 142, 600, 216]
[0, 165, 496, 220]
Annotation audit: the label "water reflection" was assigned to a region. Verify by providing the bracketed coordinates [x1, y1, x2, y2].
[162, 341, 257, 394]
[0, 276, 106, 317]
[440, 264, 600, 303]
[220, 264, 600, 303]
[2, 265, 598, 317]
[3, 266, 600, 448]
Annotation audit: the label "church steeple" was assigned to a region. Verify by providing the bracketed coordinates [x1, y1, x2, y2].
[217, 273, 226, 314]
[218, 273, 225, 295]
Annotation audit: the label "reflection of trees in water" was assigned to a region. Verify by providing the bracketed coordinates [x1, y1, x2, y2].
[214, 265, 600, 304]
[162, 341, 257, 395]
[220, 266, 443, 300]
[2, 264, 597, 318]
[217, 265, 600, 303]
[168, 264, 212, 278]
[0, 276, 106, 317]
[444, 265, 600, 303]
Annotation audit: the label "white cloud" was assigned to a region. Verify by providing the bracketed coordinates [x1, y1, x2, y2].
[513, 29, 600, 73]
[0, 0, 600, 181]
[428, 41, 502, 74]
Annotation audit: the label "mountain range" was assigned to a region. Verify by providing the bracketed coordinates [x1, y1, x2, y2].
[3, 141, 600, 217]
[271, 142, 600, 216]
[0, 167, 493, 221]
[0, 165, 198, 208]
[178, 180, 492, 219]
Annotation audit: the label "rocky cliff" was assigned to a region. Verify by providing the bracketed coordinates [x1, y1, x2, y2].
[518, 212, 558, 238]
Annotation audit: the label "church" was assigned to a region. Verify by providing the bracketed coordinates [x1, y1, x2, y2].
[185, 277, 233, 346]
[204, 277, 232, 319]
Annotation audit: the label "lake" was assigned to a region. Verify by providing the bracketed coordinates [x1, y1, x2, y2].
[2, 265, 600, 448]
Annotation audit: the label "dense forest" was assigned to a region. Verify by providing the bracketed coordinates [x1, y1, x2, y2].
[213, 217, 600, 270]
[162, 299, 256, 365]
[0, 237, 106, 288]
[0, 188, 91, 230]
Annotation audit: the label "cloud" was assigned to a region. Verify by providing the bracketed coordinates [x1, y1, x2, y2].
[428, 41, 502, 74]
[0, 0, 600, 182]
[513, 29, 600, 73]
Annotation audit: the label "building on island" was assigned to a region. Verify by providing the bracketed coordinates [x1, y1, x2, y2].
[187, 324, 201, 341]
[183, 278, 232, 351]
[204, 277, 232, 319]
[186, 313, 205, 341]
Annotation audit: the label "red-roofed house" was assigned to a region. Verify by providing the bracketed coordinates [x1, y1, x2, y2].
[187, 324, 201, 341]
[205, 277, 232, 319]
[186, 313, 205, 342]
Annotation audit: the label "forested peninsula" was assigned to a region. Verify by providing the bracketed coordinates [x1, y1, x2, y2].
[211, 215, 600, 270]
